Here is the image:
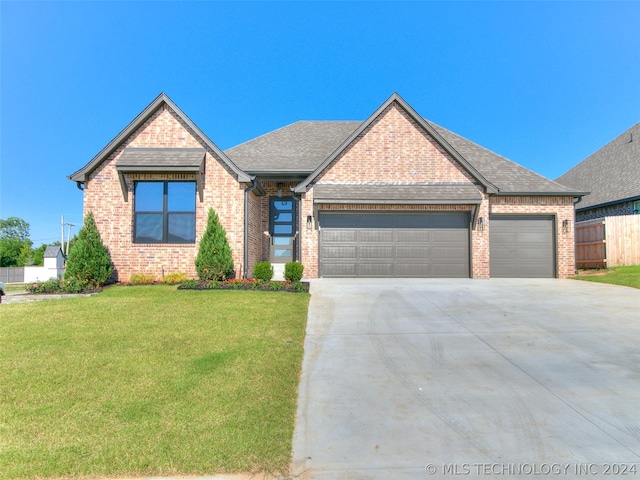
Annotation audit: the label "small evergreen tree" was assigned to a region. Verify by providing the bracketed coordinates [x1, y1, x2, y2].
[64, 211, 113, 288]
[195, 208, 234, 281]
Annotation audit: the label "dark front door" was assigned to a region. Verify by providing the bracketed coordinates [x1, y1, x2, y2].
[269, 197, 296, 263]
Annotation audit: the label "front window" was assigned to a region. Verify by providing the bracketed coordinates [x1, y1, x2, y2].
[134, 181, 196, 243]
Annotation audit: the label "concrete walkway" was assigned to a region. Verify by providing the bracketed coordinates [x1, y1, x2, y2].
[2, 290, 96, 303]
[291, 278, 640, 479]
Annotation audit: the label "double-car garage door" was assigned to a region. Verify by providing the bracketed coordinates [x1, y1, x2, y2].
[319, 212, 470, 278]
[318, 212, 556, 278]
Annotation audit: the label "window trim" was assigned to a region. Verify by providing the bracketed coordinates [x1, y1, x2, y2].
[133, 181, 196, 244]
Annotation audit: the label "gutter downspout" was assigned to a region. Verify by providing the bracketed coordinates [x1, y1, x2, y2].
[244, 178, 259, 279]
[290, 188, 302, 263]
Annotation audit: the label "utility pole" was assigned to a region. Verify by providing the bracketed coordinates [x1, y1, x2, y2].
[64, 222, 76, 256]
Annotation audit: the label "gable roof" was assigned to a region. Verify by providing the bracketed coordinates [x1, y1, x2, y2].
[68, 93, 251, 183]
[556, 122, 640, 210]
[44, 246, 63, 258]
[294, 93, 497, 194]
[226, 121, 360, 174]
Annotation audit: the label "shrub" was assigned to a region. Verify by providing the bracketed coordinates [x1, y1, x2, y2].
[62, 277, 90, 293]
[253, 261, 273, 281]
[163, 272, 188, 285]
[269, 281, 284, 291]
[195, 208, 234, 282]
[180, 279, 200, 289]
[26, 278, 62, 294]
[290, 281, 307, 292]
[129, 273, 157, 285]
[64, 211, 113, 288]
[284, 262, 304, 282]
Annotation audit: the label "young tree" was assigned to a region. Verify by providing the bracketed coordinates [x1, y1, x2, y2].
[64, 211, 113, 288]
[17, 242, 35, 266]
[195, 208, 234, 281]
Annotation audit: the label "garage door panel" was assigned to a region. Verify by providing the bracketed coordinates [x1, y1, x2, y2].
[395, 230, 431, 243]
[359, 245, 394, 259]
[320, 245, 357, 259]
[396, 246, 431, 259]
[490, 216, 555, 278]
[322, 263, 357, 277]
[359, 263, 394, 277]
[319, 212, 469, 278]
[359, 230, 394, 243]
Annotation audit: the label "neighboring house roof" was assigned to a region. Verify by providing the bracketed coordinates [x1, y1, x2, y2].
[44, 246, 63, 258]
[556, 122, 640, 210]
[68, 93, 251, 184]
[225, 121, 360, 174]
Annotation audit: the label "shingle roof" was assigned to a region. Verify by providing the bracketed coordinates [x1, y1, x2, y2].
[430, 123, 581, 195]
[44, 246, 62, 258]
[225, 121, 360, 173]
[225, 95, 583, 196]
[555, 122, 640, 210]
[313, 183, 483, 204]
[116, 148, 205, 170]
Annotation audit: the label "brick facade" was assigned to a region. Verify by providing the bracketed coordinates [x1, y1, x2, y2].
[83, 106, 246, 282]
[490, 196, 577, 278]
[78, 96, 579, 282]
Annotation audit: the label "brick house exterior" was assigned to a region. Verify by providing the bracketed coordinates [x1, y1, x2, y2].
[69, 93, 584, 281]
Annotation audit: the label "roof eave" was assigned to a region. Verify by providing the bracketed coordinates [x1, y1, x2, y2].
[576, 194, 640, 212]
[490, 191, 589, 197]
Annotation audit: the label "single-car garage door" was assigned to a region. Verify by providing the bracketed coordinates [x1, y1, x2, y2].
[490, 216, 555, 278]
[318, 211, 470, 278]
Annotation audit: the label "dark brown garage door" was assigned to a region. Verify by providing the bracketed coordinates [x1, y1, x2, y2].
[490, 216, 555, 278]
[318, 212, 470, 278]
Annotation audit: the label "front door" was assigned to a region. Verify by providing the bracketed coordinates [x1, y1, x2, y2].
[269, 197, 296, 263]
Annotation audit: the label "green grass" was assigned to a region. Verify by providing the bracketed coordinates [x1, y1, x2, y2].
[0, 285, 309, 479]
[572, 265, 640, 289]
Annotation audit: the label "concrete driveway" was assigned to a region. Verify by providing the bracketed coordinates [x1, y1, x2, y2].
[291, 278, 640, 479]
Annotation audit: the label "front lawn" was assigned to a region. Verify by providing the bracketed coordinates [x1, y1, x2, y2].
[0, 285, 309, 479]
[572, 265, 640, 289]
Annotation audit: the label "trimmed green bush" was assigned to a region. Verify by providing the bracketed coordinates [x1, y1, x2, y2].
[284, 261, 304, 282]
[64, 211, 113, 288]
[253, 261, 274, 281]
[195, 208, 235, 282]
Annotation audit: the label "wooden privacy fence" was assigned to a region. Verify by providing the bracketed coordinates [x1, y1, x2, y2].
[575, 215, 640, 269]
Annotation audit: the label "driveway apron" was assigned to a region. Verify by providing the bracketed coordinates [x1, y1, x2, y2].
[291, 278, 640, 479]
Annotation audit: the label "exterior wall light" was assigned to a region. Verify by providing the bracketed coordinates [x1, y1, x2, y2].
[562, 219, 570, 233]
[307, 215, 313, 231]
[478, 217, 485, 232]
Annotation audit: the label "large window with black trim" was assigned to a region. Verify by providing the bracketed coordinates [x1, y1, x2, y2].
[134, 181, 196, 243]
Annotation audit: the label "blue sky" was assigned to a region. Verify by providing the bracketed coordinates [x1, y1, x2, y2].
[1, 1, 639, 245]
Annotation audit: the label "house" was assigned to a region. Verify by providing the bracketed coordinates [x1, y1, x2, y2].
[556, 122, 640, 222]
[68, 93, 584, 281]
[43, 246, 65, 271]
[23, 246, 65, 283]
